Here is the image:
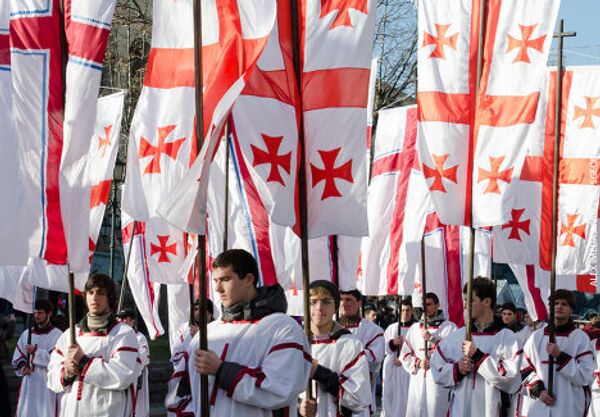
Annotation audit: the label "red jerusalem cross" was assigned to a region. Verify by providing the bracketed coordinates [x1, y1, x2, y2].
[422, 154, 458, 193]
[506, 24, 546, 64]
[310, 148, 353, 200]
[250, 134, 291, 186]
[150, 235, 178, 263]
[560, 213, 586, 247]
[501, 208, 530, 241]
[573, 96, 600, 129]
[320, 0, 369, 30]
[138, 125, 186, 175]
[422, 23, 458, 60]
[98, 125, 112, 158]
[477, 156, 513, 194]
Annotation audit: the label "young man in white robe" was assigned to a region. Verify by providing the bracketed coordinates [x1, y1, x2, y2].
[400, 293, 456, 417]
[381, 298, 416, 417]
[590, 336, 600, 417]
[12, 299, 62, 417]
[431, 277, 520, 417]
[190, 249, 311, 417]
[117, 309, 150, 417]
[339, 289, 384, 416]
[47, 274, 141, 417]
[520, 289, 594, 417]
[299, 280, 371, 417]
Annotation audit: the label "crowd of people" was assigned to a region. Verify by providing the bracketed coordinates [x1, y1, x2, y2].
[0, 249, 599, 417]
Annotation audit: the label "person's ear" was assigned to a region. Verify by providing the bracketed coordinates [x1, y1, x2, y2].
[244, 273, 255, 287]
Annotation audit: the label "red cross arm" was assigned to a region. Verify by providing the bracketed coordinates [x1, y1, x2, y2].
[0, 33, 8, 66]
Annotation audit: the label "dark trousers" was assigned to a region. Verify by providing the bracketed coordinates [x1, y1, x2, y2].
[0, 366, 11, 417]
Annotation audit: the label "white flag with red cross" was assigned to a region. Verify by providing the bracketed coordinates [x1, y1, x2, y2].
[3, 0, 117, 272]
[520, 264, 598, 295]
[121, 215, 166, 340]
[149, 0, 277, 234]
[88, 92, 124, 253]
[494, 67, 600, 277]
[357, 106, 434, 297]
[302, 0, 376, 238]
[417, 0, 559, 227]
[412, 214, 492, 327]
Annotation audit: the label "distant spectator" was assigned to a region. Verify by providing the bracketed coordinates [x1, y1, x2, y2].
[364, 304, 378, 324]
[501, 302, 523, 332]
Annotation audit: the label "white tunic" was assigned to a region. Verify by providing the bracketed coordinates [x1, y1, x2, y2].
[381, 321, 415, 417]
[431, 319, 520, 417]
[47, 321, 141, 417]
[400, 319, 456, 417]
[133, 331, 150, 417]
[344, 318, 384, 416]
[188, 313, 311, 417]
[12, 326, 62, 417]
[165, 324, 194, 417]
[589, 338, 600, 417]
[521, 324, 594, 417]
[308, 330, 371, 417]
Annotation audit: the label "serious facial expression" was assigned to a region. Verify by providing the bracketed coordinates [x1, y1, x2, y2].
[340, 294, 360, 317]
[400, 305, 413, 322]
[213, 266, 255, 308]
[86, 287, 110, 316]
[33, 309, 50, 326]
[310, 294, 335, 329]
[502, 310, 515, 325]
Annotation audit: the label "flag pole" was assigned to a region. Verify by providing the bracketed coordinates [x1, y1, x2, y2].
[548, 19, 576, 396]
[109, 182, 117, 278]
[464, 0, 486, 342]
[396, 294, 403, 359]
[223, 122, 231, 251]
[420, 235, 429, 358]
[67, 272, 76, 345]
[192, 0, 210, 414]
[290, 0, 313, 398]
[118, 220, 138, 313]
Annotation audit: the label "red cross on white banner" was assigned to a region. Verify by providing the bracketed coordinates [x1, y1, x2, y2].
[138, 125, 186, 175]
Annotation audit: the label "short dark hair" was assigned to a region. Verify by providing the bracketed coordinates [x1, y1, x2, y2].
[463, 277, 496, 308]
[340, 289, 362, 301]
[34, 299, 54, 313]
[502, 302, 517, 313]
[425, 293, 440, 305]
[194, 298, 214, 316]
[84, 273, 117, 312]
[400, 297, 413, 308]
[364, 304, 377, 314]
[553, 289, 576, 310]
[212, 249, 259, 287]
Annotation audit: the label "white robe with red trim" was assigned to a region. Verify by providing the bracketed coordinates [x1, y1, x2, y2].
[590, 338, 600, 417]
[47, 322, 141, 417]
[344, 318, 384, 415]
[188, 313, 311, 417]
[400, 320, 456, 417]
[133, 332, 150, 417]
[521, 325, 594, 417]
[430, 325, 520, 417]
[12, 326, 62, 417]
[381, 322, 414, 417]
[308, 332, 371, 417]
[165, 324, 194, 417]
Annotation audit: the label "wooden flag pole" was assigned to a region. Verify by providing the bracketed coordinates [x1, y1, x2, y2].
[548, 19, 576, 397]
[109, 182, 117, 278]
[68, 272, 76, 345]
[420, 236, 429, 358]
[464, 0, 486, 342]
[396, 295, 403, 359]
[290, 0, 313, 398]
[192, 0, 209, 414]
[223, 122, 231, 252]
[118, 220, 138, 313]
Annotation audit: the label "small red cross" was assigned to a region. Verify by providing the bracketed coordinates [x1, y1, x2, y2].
[422, 23, 458, 60]
[560, 213, 586, 247]
[98, 125, 112, 158]
[573, 96, 600, 129]
[477, 156, 513, 194]
[138, 125, 186, 175]
[150, 235, 178, 263]
[90, 180, 112, 209]
[310, 148, 353, 200]
[506, 24, 546, 64]
[250, 134, 291, 186]
[501, 208, 531, 241]
[320, 0, 369, 30]
[422, 154, 459, 193]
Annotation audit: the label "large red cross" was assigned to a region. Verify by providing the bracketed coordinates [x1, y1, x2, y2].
[519, 71, 600, 270]
[369, 107, 418, 295]
[418, 7, 546, 225]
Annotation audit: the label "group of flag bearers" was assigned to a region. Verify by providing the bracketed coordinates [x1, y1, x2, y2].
[8, 249, 600, 417]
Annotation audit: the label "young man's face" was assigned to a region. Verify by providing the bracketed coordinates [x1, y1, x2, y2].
[86, 287, 110, 315]
[400, 305, 412, 322]
[213, 265, 255, 308]
[309, 291, 335, 329]
[553, 298, 573, 321]
[424, 298, 439, 318]
[340, 294, 361, 317]
[467, 293, 491, 320]
[501, 309, 515, 325]
[33, 309, 50, 326]
[365, 310, 377, 323]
